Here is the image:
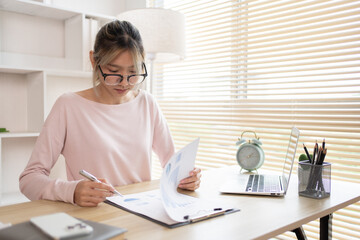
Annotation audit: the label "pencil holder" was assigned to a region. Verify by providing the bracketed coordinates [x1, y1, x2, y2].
[298, 161, 331, 199]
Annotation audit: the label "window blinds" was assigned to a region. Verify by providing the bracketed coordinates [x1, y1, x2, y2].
[149, 0, 360, 239]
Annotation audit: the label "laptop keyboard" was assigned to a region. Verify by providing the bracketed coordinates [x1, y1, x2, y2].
[246, 175, 281, 193]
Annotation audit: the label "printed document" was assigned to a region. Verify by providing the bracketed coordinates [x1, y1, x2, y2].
[106, 138, 235, 225]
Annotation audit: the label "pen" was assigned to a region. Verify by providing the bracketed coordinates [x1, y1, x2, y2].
[303, 143, 312, 164]
[79, 170, 123, 197]
[318, 148, 327, 165]
[312, 141, 318, 165]
[316, 147, 323, 165]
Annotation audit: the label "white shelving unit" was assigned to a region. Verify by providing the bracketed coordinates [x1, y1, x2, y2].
[0, 0, 131, 205]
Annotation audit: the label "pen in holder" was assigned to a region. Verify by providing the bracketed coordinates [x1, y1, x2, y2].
[298, 161, 331, 199]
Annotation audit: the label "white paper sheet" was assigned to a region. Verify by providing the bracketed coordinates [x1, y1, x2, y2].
[160, 138, 205, 222]
[107, 189, 179, 225]
[107, 138, 233, 225]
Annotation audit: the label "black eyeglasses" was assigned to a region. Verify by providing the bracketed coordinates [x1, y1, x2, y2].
[98, 63, 147, 86]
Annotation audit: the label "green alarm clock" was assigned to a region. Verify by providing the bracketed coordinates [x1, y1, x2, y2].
[236, 131, 265, 172]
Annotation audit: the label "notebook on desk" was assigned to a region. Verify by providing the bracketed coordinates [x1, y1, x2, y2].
[220, 127, 300, 196]
[0, 217, 126, 240]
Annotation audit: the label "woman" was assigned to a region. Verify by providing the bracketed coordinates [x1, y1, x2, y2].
[19, 20, 201, 207]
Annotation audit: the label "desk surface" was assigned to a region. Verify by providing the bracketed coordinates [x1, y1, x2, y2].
[0, 166, 359, 240]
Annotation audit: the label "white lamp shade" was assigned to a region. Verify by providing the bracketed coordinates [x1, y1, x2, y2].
[118, 8, 185, 62]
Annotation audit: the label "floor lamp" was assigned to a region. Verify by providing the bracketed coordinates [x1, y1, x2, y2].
[118, 8, 185, 93]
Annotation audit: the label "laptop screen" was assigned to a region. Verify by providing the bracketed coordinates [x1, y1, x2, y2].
[281, 127, 300, 193]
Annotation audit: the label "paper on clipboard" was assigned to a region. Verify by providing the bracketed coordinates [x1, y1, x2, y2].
[160, 138, 232, 222]
[106, 138, 238, 227]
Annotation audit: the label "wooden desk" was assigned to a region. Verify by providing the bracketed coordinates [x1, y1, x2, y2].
[0, 166, 359, 240]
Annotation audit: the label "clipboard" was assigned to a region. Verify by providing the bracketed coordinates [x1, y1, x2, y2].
[105, 189, 240, 228]
[105, 139, 239, 228]
[105, 197, 239, 228]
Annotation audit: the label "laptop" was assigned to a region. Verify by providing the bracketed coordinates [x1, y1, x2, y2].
[219, 127, 300, 196]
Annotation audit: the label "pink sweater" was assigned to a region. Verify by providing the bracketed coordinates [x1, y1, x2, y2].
[19, 90, 175, 204]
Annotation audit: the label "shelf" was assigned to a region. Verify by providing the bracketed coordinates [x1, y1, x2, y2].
[46, 69, 92, 78]
[0, 52, 83, 72]
[0, 132, 39, 139]
[0, 1, 115, 73]
[0, 65, 92, 78]
[0, 0, 116, 21]
[0, 0, 80, 20]
[0, 65, 42, 74]
[85, 12, 116, 22]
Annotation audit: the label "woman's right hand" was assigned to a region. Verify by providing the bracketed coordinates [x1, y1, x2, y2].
[74, 178, 115, 207]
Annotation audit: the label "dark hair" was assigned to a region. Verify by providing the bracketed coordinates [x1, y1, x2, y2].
[92, 20, 145, 86]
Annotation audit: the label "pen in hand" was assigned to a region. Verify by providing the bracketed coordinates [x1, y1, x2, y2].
[79, 170, 123, 197]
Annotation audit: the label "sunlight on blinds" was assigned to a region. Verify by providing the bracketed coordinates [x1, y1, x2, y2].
[149, 0, 360, 239]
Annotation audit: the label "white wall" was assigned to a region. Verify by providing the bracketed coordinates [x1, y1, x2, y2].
[125, 0, 147, 11]
[0, 73, 28, 132]
[0, 11, 64, 57]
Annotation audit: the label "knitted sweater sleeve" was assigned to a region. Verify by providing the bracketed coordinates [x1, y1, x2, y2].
[19, 96, 80, 204]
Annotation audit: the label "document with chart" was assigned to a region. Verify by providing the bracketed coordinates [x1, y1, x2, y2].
[105, 138, 238, 228]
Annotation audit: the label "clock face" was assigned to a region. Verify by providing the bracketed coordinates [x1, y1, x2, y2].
[237, 145, 262, 170]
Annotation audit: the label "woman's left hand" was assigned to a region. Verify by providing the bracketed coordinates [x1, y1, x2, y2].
[178, 168, 201, 191]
